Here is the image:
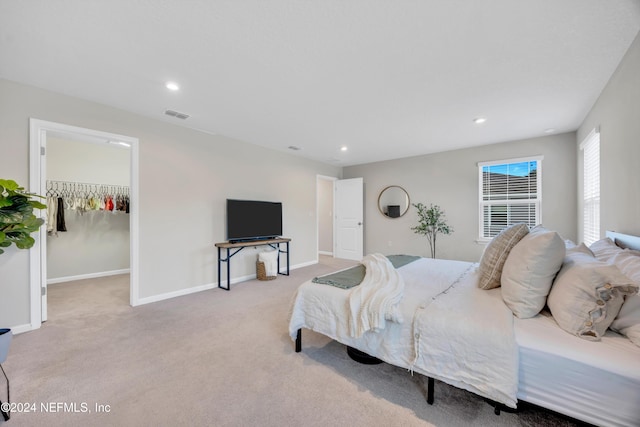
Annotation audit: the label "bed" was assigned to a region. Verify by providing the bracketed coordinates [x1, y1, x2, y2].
[289, 230, 640, 427]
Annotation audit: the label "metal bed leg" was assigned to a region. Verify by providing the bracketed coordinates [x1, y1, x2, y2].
[427, 376, 434, 405]
[295, 329, 301, 353]
[0, 364, 9, 421]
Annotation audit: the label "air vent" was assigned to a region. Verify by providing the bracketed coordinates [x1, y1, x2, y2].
[164, 109, 190, 120]
[288, 145, 301, 151]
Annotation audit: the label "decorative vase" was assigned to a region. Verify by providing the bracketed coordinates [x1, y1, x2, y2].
[0, 329, 12, 364]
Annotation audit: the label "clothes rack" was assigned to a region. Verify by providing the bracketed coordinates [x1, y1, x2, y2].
[46, 180, 130, 200]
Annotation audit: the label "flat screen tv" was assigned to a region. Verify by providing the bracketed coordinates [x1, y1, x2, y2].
[226, 199, 283, 243]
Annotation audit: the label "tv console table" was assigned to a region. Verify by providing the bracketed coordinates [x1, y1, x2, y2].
[215, 238, 290, 291]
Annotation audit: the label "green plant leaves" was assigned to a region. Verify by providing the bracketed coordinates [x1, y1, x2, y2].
[0, 178, 45, 254]
[411, 202, 454, 258]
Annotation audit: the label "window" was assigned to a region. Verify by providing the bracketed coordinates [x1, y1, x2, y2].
[478, 156, 542, 239]
[581, 128, 600, 246]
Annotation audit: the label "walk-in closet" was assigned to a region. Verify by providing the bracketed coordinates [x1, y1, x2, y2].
[45, 134, 131, 316]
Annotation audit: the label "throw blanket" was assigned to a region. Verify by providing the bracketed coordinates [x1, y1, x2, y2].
[348, 253, 406, 338]
[312, 255, 420, 289]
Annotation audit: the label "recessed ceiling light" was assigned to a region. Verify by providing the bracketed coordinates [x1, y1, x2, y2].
[340, 146, 348, 152]
[473, 117, 487, 124]
[165, 81, 180, 91]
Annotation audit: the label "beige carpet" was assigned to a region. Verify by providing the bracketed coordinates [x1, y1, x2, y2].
[1, 256, 583, 427]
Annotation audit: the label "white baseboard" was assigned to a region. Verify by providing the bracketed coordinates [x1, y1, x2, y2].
[318, 251, 333, 256]
[8, 323, 37, 335]
[135, 260, 318, 306]
[48, 269, 130, 285]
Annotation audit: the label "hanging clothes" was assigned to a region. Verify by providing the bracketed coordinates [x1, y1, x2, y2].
[46, 180, 131, 217]
[56, 197, 67, 232]
[46, 196, 58, 235]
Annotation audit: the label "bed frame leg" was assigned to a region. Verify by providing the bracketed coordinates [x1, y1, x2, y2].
[427, 376, 434, 405]
[484, 398, 518, 416]
[295, 329, 301, 353]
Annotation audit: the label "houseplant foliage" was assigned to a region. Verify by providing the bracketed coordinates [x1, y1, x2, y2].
[0, 179, 46, 255]
[411, 202, 453, 258]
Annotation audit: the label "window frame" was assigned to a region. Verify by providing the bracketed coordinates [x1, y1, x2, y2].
[580, 128, 600, 246]
[477, 155, 543, 242]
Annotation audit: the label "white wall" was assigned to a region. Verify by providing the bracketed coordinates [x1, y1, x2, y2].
[577, 31, 640, 240]
[0, 78, 341, 329]
[344, 133, 577, 262]
[46, 137, 130, 280]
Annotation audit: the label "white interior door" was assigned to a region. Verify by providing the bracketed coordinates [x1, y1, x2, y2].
[334, 177, 363, 260]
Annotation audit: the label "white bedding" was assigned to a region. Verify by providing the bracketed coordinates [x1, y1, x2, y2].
[289, 258, 519, 408]
[289, 256, 640, 426]
[515, 312, 640, 427]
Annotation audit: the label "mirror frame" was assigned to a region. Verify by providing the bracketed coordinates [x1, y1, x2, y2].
[377, 185, 410, 218]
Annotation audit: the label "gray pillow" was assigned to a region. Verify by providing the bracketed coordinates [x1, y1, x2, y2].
[477, 223, 529, 290]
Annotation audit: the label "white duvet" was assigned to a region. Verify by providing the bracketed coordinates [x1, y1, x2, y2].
[288, 257, 519, 408]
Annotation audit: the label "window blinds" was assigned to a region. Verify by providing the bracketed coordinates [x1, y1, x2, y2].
[581, 129, 600, 246]
[478, 157, 542, 239]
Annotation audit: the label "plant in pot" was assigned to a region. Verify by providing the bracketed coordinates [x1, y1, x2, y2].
[411, 202, 453, 258]
[0, 179, 46, 365]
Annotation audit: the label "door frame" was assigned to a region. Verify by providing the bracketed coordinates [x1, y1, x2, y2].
[28, 119, 140, 329]
[316, 175, 337, 258]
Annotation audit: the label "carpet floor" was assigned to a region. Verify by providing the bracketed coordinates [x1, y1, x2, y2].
[1, 256, 585, 427]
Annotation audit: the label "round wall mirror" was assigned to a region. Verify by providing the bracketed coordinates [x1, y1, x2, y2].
[377, 185, 410, 218]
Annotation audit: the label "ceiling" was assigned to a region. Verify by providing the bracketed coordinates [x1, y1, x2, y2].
[1, 1, 639, 166]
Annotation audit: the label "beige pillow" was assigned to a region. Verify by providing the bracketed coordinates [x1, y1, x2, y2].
[501, 226, 565, 318]
[548, 247, 639, 341]
[477, 223, 529, 290]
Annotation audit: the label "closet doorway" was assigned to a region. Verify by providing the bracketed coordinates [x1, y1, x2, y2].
[316, 175, 336, 258]
[29, 119, 139, 327]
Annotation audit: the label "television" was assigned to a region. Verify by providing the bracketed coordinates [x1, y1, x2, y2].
[226, 199, 283, 243]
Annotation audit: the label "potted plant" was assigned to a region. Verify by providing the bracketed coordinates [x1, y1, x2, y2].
[0, 179, 46, 254]
[0, 179, 46, 364]
[411, 202, 453, 258]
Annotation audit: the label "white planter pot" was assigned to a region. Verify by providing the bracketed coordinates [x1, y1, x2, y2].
[0, 328, 12, 364]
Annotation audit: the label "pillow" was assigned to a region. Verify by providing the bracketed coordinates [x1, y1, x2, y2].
[608, 249, 640, 284]
[501, 226, 565, 318]
[477, 223, 529, 290]
[608, 249, 640, 346]
[610, 294, 640, 346]
[589, 237, 623, 263]
[547, 246, 639, 341]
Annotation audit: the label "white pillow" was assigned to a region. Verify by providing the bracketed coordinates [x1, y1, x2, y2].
[610, 294, 640, 346]
[589, 237, 623, 263]
[607, 249, 640, 346]
[501, 226, 566, 318]
[548, 246, 639, 341]
[608, 249, 640, 284]
[477, 223, 529, 290]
